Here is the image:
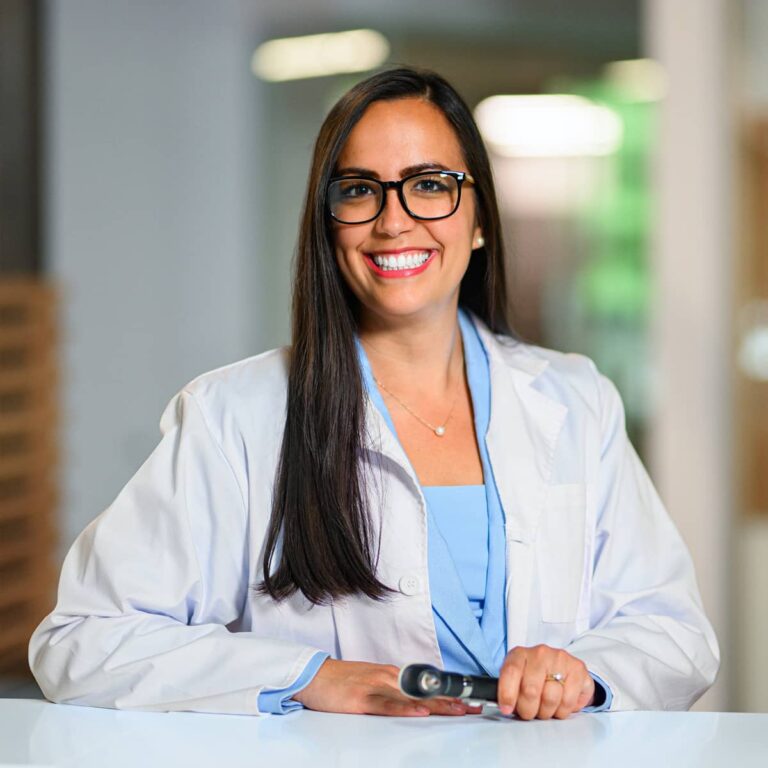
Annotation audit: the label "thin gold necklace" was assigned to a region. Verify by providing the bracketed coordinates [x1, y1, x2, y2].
[373, 369, 462, 437]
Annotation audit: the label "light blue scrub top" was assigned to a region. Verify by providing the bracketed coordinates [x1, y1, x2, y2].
[422, 484, 488, 621]
[258, 308, 612, 713]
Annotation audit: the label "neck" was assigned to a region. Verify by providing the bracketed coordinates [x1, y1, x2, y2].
[358, 301, 464, 392]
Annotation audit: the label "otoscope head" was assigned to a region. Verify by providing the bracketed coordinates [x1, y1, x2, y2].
[398, 664, 445, 699]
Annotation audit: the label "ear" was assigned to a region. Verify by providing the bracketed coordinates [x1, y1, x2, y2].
[471, 226, 485, 250]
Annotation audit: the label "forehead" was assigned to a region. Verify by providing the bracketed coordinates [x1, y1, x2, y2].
[336, 97, 466, 176]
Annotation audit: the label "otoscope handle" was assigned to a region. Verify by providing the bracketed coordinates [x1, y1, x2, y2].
[447, 673, 498, 702]
[399, 664, 499, 703]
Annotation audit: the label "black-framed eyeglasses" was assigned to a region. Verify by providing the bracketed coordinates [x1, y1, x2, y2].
[327, 170, 475, 225]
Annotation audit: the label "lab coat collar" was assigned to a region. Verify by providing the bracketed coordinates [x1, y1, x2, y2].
[472, 315, 568, 544]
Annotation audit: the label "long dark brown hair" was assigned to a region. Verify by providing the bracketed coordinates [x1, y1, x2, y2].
[259, 67, 510, 605]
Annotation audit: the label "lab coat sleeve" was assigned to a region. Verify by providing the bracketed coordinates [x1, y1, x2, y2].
[29, 389, 321, 715]
[565, 370, 720, 711]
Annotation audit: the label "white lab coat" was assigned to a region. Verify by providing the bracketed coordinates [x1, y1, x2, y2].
[29, 315, 719, 715]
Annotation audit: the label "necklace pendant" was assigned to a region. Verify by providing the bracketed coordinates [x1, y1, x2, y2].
[434, 425, 446, 437]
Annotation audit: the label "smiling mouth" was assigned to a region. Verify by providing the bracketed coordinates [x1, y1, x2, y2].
[364, 249, 436, 276]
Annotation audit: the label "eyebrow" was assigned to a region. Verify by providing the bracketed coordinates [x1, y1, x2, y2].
[334, 162, 452, 178]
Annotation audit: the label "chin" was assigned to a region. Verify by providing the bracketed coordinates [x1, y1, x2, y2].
[363, 294, 448, 323]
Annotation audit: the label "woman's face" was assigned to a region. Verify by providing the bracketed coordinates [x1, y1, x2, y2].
[331, 97, 482, 326]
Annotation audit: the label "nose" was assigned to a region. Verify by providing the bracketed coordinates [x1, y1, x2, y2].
[374, 188, 414, 238]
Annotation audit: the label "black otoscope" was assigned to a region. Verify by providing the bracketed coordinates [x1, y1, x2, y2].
[399, 663, 499, 706]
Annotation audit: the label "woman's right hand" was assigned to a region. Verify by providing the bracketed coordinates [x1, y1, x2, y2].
[291, 658, 481, 717]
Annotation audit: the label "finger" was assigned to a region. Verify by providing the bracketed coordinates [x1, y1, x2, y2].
[552, 676, 582, 719]
[421, 696, 473, 717]
[554, 659, 592, 719]
[367, 694, 430, 717]
[576, 675, 596, 711]
[449, 697, 483, 714]
[536, 649, 570, 719]
[371, 684, 474, 717]
[540, 649, 578, 720]
[498, 648, 527, 716]
[376, 665, 405, 691]
[369, 693, 473, 717]
[515, 646, 550, 721]
[537, 679, 565, 720]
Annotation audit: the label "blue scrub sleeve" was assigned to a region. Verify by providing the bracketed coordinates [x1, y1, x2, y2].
[582, 672, 613, 712]
[257, 650, 330, 714]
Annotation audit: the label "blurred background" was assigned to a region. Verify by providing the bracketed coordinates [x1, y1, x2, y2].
[0, 0, 765, 713]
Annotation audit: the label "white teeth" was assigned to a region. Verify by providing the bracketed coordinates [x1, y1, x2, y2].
[370, 251, 432, 271]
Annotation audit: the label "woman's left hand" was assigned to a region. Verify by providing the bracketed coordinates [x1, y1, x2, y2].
[497, 645, 595, 720]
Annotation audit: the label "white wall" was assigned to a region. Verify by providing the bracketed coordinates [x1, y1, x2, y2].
[45, 0, 269, 546]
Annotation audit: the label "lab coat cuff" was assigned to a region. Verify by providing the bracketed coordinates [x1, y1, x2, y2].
[257, 650, 330, 715]
[581, 671, 613, 712]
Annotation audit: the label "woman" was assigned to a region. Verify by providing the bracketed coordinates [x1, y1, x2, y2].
[29, 68, 719, 720]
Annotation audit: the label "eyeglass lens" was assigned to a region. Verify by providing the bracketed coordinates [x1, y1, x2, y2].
[328, 173, 461, 224]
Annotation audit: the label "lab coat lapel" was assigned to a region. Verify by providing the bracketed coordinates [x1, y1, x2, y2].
[473, 319, 568, 649]
[360, 338, 499, 673]
[362, 394, 497, 675]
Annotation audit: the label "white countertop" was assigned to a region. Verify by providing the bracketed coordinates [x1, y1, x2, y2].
[1, 699, 767, 768]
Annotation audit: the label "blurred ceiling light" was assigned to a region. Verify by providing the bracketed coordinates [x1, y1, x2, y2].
[252, 29, 389, 82]
[604, 58, 668, 101]
[474, 95, 623, 158]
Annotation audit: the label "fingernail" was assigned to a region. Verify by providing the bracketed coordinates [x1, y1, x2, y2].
[451, 703, 467, 713]
[416, 707, 430, 715]
[500, 705, 513, 716]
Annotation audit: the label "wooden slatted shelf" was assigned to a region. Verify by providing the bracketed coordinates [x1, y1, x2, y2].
[0, 624, 39, 657]
[0, 278, 58, 673]
[0, 530, 55, 566]
[0, 579, 53, 611]
[0, 364, 56, 391]
[0, 407, 56, 435]
[0, 489, 56, 524]
[0, 448, 56, 476]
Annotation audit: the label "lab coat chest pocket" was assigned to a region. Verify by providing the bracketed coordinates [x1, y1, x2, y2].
[537, 483, 589, 624]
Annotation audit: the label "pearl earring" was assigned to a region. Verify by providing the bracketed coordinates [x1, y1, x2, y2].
[474, 235, 485, 248]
